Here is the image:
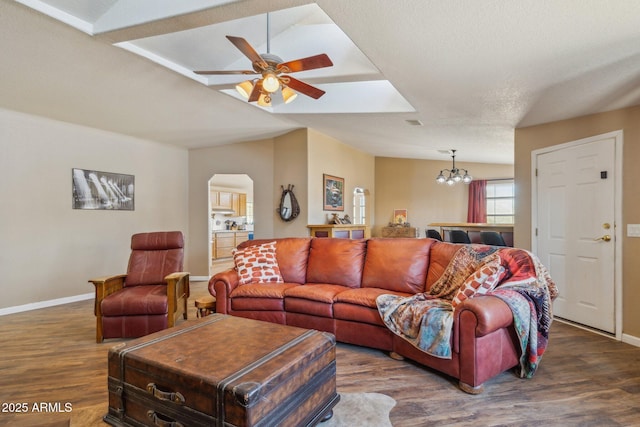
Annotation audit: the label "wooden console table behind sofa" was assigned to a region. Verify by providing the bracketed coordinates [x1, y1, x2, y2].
[307, 224, 371, 239]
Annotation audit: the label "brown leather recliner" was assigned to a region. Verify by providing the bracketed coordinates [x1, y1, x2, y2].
[89, 231, 190, 343]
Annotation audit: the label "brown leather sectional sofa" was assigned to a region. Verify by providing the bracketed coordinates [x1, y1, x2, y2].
[208, 237, 523, 393]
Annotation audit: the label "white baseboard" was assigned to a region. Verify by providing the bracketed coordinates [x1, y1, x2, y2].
[191, 276, 209, 282]
[0, 292, 94, 316]
[622, 333, 640, 348]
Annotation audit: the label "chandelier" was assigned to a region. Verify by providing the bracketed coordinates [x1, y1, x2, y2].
[435, 149, 472, 185]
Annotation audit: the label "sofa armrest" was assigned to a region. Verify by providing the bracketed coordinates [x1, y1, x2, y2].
[455, 295, 513, 335]
[453, 295, 513, 353]
[208, 269, 240, 314]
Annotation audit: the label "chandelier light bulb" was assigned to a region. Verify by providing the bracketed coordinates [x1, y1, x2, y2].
[435, 149, 472, 186]
[262, 72, 280, 93]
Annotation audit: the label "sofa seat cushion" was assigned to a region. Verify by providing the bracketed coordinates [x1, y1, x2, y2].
[333, 288, 412, 326]
[334, 287, 412, 308]
[232, 297, 286, 311]
[284, 284, 350, 318]
[230, 283, 299, 311]
[284, 284, 348, 303]
[230, 282, 299, 299]
[333, 303, 385, 326]
[101, 285, 167, 316]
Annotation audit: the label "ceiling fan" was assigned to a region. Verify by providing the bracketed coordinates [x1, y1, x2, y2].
[194, 16, 333, 107]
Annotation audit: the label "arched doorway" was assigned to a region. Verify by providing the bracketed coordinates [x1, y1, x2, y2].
[209, 174, 254, 276]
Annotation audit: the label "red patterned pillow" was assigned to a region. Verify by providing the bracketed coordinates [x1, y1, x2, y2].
[233, 241, 283, 285]
[451, 257, 504, 307]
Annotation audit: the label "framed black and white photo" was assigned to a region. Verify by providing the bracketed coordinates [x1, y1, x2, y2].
[72, 168, 134, 210]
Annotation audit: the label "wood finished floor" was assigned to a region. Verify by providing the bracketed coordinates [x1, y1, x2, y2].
[1, 274, 639, 426]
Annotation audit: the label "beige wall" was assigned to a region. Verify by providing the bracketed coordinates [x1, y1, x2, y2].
[307, 129, 376, 226]
[187, 128, 376, 276]
[188, 139, 276, 276]
[374, 157, 514, 237]
[514, 105, 640, 337]
[0, 109, 188, 310]
[273, 129, 309, 238]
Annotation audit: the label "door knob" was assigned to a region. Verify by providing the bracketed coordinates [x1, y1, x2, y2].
[594, 234, 611, 242]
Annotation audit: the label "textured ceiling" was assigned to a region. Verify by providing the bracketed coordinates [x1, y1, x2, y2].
[3, 0, 640, 164]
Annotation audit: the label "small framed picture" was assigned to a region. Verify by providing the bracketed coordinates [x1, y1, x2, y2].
[393, 209, 407, 224]
[323, 174, 344, 211]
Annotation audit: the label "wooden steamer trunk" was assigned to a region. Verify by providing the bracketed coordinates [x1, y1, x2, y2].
[105, 314, 339, 427]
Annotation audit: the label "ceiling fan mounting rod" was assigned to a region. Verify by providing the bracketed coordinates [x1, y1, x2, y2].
[266, 12, 271, 54]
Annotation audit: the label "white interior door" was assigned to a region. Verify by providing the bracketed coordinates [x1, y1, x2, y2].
[534, 134, 618, 333]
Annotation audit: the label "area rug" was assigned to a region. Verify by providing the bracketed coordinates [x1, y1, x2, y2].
[322, 392, 396, 427]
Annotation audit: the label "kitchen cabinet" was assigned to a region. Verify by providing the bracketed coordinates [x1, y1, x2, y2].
[218, 191, 233, 209]
[237, 193, 247, 216]
[212, 231, 251, 260]
[211, 190, 247, 215]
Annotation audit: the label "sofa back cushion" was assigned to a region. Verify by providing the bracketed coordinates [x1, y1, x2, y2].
[237, 238, 311, 284]
[361, 238, 434, 293]
[425, 241, 464, 292]
[306, 238, 366, 288]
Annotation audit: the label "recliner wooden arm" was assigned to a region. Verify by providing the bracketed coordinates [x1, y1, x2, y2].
[89, 274, 127, 343]
[165, 272, 190, 327]
[89, 274, 127, 317]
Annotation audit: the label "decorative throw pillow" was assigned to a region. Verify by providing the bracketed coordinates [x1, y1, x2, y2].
[451, 257, 505, 307]
[233, 241, 283, 285]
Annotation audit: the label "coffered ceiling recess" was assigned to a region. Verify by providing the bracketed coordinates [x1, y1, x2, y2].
[6, 0, 640, 164]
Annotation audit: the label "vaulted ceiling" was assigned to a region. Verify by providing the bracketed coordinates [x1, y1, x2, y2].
[3, 0, 640, 164]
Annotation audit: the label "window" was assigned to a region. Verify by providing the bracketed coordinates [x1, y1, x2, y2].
[353, 188, 366, 224]
[486, 180, 514, 224]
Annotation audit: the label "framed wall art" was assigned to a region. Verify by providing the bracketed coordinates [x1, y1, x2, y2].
[323, 174, 344, 211]
[72, 168, 135, 210]
[393, 209, 408, 224]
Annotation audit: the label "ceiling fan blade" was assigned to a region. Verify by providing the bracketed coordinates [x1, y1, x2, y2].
[248, 80, 263, 102]
[282, 76, 326, 99]
[194, 70, 258, 75]
[226, 36, 268, 69]
[277, 54, 333, 73]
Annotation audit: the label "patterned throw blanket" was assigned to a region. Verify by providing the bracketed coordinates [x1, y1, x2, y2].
[376, 245, 558, 378]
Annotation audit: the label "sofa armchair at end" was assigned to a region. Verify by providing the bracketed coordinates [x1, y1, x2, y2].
[89, 231, 190, 343]
[209, 237, 539, 394]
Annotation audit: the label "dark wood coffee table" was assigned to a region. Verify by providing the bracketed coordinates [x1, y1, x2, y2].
[104, 314, 339, 426]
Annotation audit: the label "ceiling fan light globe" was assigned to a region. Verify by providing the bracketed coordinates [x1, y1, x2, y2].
[436, 173, 446, 184]
[446, 177, 455, 186]
[463, 173, 472, 183]
[257, 93, 272, 107]
[282, 86, 298, 104]
[262, 73, 280, 93]
[235, 80, 254, 99]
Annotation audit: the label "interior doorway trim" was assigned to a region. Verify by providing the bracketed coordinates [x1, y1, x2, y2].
[530, 130, 623, 340]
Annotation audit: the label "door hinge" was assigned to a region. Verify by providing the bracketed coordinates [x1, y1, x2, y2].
[535, 168, 538, 177]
